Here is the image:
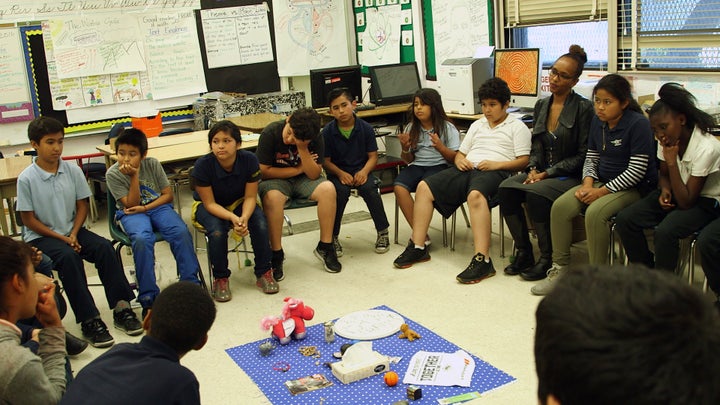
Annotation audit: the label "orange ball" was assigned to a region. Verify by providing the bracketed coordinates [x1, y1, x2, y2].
[384, 371, 399, 387]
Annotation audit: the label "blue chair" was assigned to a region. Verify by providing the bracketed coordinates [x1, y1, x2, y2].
[107, 190, 207, 291]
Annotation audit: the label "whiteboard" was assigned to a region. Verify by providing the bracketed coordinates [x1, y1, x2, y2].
[272, 0, 353, 76]
[432, 0, 489, 65]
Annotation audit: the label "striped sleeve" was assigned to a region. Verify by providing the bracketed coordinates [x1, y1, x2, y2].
[604, 153, 650, 192]
[582, 149, 600, 180]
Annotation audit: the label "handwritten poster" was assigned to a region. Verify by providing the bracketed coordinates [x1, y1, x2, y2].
[432, 0, 489, 65]
[47, 15, 146, 78]
[273, 0, 352, 76]
[359, 5, 402, 66]
[201, 4, 273, 69]
[0, 28, 33, 122]
[138, 11, 207, 100]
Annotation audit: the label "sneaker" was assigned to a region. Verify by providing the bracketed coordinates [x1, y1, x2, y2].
[315, 244, 342, 273]
[375, 232, 390, 254]
[256, 270, 279, 294]
[213, 277, 232, 302]
[65, 331, 89, 356]
[332, 236, 343, 257]
[272, 250, 285, 282]
[113, 308, 143, 336]
[393, 240, 430, 269]
[531, 264, 565, 296]
[456, 253, 496, 284]
[81, 318, 114, 348]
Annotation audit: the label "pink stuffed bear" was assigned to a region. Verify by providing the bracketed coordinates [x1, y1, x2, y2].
[260, 297, 315, 345]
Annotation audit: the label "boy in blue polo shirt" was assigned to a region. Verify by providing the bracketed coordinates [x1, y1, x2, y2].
[17, 116, 142, 348]
[321, 88, 390, 255]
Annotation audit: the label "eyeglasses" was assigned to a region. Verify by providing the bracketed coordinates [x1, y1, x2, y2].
[549, 68, 575, 81]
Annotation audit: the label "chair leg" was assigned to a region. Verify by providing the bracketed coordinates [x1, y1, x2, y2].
[284, 214, 294, 235]
[394, 197, 400, 244]
[451, 210, 457, 251]
[688, 236, 697, 285]
[173, 181, 182, 216]
[499, 211, 505, 258]
[204, 234, 214, 294]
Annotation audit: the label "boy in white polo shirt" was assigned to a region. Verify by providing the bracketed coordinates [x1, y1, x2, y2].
[17, 116, 142, 348]
[393, 78, 532, 283]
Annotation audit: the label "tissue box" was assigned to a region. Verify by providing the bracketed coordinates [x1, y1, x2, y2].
[331, 350, 390, 384]
[131, 111, 162, 137]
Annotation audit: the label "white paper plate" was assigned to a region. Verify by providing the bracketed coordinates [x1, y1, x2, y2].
[333, 309, 405, 340]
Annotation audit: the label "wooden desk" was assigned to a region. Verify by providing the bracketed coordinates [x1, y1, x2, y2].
[97, 135, 259, 166]
[227, 112, 286, 133]
[0, 155, 33, 236]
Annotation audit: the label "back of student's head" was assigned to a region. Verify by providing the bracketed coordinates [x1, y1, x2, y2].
[327, 87, 354, 107]
[0, 237, 33, 309]
[478, 77, 511, 105]
[208, 120, 242, 145]
[0, 236, 33, 284]
[115, 127, 149, 155]
[288, 107, 321, 141]
[535, 265, 720, 405]
[28, 116, 65, 144]
[649, 82, 716, 134]
[148, 282, 216, 354]
[593, 74, 643, 114]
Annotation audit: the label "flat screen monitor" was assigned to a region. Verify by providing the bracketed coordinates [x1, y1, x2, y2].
[493, 48, 541, 110]
[368, 62, 421, 106]
[309, 65, 362, 109]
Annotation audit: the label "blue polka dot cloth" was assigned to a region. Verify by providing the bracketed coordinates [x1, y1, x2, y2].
[225, 305, 515, 404]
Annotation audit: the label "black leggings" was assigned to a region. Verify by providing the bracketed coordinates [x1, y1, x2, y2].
[498, 187, 553, 223]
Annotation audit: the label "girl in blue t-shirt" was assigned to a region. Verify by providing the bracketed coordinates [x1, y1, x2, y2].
[191, 120, 277, 301]
[394, 88, 460, 244]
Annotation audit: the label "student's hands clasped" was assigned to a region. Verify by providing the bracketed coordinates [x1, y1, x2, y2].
[230, 214, 249, 237]
[574, 185, 608, 204]
[123, 205, 147, 215]
[34, 273, 62, 328]
[65, 233, 81, 253]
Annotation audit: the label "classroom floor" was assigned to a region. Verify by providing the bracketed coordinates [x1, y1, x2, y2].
[66, 187, 595, 404]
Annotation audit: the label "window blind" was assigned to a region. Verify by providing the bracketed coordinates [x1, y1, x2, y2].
[617, 0, 720, 70]
[504, 0, 607, 26]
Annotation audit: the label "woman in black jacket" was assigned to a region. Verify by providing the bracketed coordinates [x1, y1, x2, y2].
[498, 45, 593, 281]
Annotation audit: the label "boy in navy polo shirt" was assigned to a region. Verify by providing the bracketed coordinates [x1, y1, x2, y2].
[321, 88, 390, 255]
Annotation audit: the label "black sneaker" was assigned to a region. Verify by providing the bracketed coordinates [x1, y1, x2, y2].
[113, 308, 143, 336]
[393, 240, 430, 269]
[272, 250, 285, 281]
[314, 244, 342, 273]
[81, 318, 115, 348]
[456, 253, 496, 284]
[65, 331, 89, 356]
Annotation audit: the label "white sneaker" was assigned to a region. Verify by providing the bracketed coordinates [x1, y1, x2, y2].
[530, 263, 565, 296]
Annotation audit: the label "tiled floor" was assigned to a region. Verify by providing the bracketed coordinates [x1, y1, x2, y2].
[66, 188, 594, 404]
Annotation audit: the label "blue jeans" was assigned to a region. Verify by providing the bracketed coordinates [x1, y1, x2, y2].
[194, 203, 271, 279]
[330, 175, 389, 236]
[31, 228, 135, 323]
[117, 203, 200, 309]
